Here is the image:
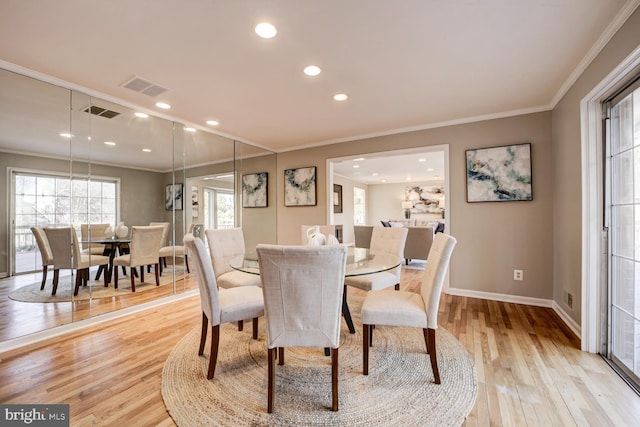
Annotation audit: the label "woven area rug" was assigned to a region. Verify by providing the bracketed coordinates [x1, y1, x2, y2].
[8, 267, 186, 302]
[162, 294, 477, 426]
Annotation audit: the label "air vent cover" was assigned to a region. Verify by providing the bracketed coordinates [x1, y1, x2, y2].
[83, 105, 120, 119]
[122, 76, 168, 97]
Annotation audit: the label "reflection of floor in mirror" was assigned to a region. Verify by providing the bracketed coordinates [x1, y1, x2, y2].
[0, 265, 198, 342]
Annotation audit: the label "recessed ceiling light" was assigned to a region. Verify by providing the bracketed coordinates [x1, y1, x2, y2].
[155, 102, 171, 109]
[255, 22, 277, 38]
[215, 174, 234, 179]
[427, 168, 434, 171]
[206, 120, 219, 126]
[418, 158, 427, 162]
[353, 157, 365, 161]
[184, 127, 196, 133]
[406, 177, 412, 181]
[333, 93, 348, 102]
[381, 179, 387, 183]
[372, 173, 379, 176]
[59, 133, 73, 138]
[135, 112, 149, 118]
[353, 165, 360, 169]
[142, 148, 152, 153]
[304, 65, 321, 76]
[104, 141, 116, 146]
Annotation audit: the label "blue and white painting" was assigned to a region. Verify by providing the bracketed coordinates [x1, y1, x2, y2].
[242, 172, 268, 208]
[466, 143, 532, 202]
[284, 166, 316, 206]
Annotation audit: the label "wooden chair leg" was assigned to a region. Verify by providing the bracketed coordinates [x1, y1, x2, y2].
[278, 347, 284, 365]
[268, 347, 275, 413]
[130, 268, 136, 292]
[395, 283, 400, 290]
[52, 269, 59, 295]
[332, 347, 339, 411]
[427, 328, 440, 384]
[73, 270, 82, 296]
[199, 313, 208, 355]
[252, 317, 259, 339]
[114, 265, 119, 288]
[140, 266, 145, 283]
[363, 324, 369, 375]
[154, 263, 160, 286]
[237, 320, 243, 331]
[207, 324, 220, 380]
[184, 254, 190, 273]
[369, 324, 374, 347]
[40, 265, 48, 290]
[102, 265, 109, 287]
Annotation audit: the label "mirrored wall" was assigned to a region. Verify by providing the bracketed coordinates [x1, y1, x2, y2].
[0, 67, 277, 343]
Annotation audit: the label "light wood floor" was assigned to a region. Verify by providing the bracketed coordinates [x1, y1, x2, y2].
[1, 267, 639, 426]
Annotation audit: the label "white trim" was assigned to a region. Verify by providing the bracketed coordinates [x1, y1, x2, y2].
[553, 302, 582, 340]
[580, 44, 640, 353]
[0, 289, 199, 354]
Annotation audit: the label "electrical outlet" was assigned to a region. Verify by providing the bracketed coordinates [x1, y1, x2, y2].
[513, 269, 523, 281]
[567, 293, 573, 308]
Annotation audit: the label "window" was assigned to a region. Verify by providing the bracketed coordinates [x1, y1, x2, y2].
[13, 171, 118, 274]
[354, 187, 366, 225]
[203, 187, 234, 230]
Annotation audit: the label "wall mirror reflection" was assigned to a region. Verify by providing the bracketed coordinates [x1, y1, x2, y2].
[0, 67, 277, 343]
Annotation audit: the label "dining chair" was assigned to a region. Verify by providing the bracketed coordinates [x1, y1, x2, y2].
[344, 226, 408, 294]
[184, 234, 264, 380]
[155, 222, 191, 275]
[112, 225, 163, 292]
[80, 223, 110, 255]
[256, 244, 348, 413]
[361, 233, 457, 384]
[205, 228, 262, 289]
[30, 226, 55, 290]
[43, 226, 110, 296]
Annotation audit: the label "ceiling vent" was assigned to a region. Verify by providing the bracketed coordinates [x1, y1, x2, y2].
[83, 105, 121, 119]
[121, 76, 168, 97]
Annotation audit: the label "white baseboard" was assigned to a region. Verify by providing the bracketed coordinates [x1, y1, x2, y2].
[446, 287, 581, 341]
[0, 272, 8, 279]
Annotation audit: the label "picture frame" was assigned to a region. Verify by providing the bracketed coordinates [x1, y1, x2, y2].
[465, 143, 532, 202]
[191, 185, 198, 217]
[284, 166, 317, 206]
[333, 184, 343, 213]
[165, 183, 183, 211]
[242, 172, 268, 208]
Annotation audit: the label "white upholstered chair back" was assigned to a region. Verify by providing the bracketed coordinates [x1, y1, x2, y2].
[256, 244, 347, 349]
[206, 228, 246, 278]
[31, 226, 53, 266]
[150, 222, 170, 246]
[184, 234, 221, 326]
[80, 223, 109, 252]
[369, 226, 408, 281]
[421, 233, 457, 329]
[129, 226, 163, 267]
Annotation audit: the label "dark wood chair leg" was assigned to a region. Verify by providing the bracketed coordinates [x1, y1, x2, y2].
[207, 324, 220, 380]
[369, 324, 374, 347]
[73, 270, 82, 296]
[268, 347, 275, 413]
[427, 328, 440, 384]
[278, 347, 284, 366]
[252, 317, 259, 339]
[140, 266, 145, 283]
[363, 324, 369, 375]
[184, 254, 190, 273]
[332, 347, 339, 411]
[102, 265, 109, 287]
[40, 265, 48, 290]
[52, 269, 59, 295]
[154, 263, 160, 286]
[237, 320, 243, 331]
[95, 265, 103, 281]
[199, 312, 208, 355]
[114, 265, 119, 288]
[395, 283, 400, 290]
[130, 268, 136, 292]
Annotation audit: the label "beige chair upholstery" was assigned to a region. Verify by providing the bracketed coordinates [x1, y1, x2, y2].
[31, 226, 55, 290]
[403, 226, 434, 264]
[205, 228, 262, 289]
[152, 222, 191, 274]
[361, 233, 457, 384]
[43, 226, 110, 296]
[184, 234, 264, 380]
[353, 225, 374, 249]
[300, 225, 336, 245]
[113, 225, 163, 292]
[80, 223, 110, 255]
[344, 226, 408, 293]
[256, 244, 348, 413]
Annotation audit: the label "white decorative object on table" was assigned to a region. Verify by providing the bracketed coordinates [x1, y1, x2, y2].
[115, 222, 129, 238]
[104, 225, 114, 238]
[325, 234, 340, 245]
[306, 226, 326, 246]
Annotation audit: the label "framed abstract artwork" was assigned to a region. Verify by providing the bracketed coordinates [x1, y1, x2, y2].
[284, 166, 317, 206]
[242, 172, 268, 208]
[465, 143, 532, 202]
[333, 184, 343, 213]
[165, 183, 183, 210]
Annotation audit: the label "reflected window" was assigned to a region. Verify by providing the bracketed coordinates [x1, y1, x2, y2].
[203, 188, 234, 229]
[354, 187, 366, 225]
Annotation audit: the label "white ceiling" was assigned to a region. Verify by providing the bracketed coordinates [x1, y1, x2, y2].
[1, 0, 636, 156]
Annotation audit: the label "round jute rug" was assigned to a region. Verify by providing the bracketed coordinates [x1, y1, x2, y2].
[162, 294, 477, 426]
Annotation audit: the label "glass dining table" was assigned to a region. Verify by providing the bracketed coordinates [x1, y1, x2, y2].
[229, 246, 402, 335]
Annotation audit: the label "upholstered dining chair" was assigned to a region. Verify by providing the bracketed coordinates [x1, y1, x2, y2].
[112, 225, 163, 292]
[80, 223, 110, 255]
[30, 226, 55, 290]
[344, 226, 408, 294]
[205, 228, 262, 289]
[155, 222, 191, 275]
[361, 233, 457, 384]
[256, 244, 348, 413]
[184, 234, 264, 380]
[43, 226, 110, 296]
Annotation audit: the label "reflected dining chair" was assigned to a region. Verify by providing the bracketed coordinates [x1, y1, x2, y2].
[80, 223, 110, 255]
[155, 222, 191, 275]
[344, 226, 408, 294]
[30, 226, 55, 290]
[112, 225, 163, 292]
[256, 244, 348, 413]
[43, 226, 110, 296]
[184, 234, 264, 380]
[361, 233, 457, 384]
[205, 228, 262, 289]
